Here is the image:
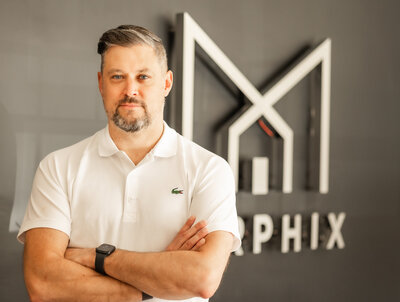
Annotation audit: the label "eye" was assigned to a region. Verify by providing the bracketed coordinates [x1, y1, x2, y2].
[138, 74, 149, 80]
[111, 75, 123, 80]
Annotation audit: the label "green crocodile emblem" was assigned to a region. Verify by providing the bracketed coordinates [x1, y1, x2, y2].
[171, 187, 184, 194]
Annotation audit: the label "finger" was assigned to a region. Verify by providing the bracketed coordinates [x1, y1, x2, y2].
[172, 219, 207, 250]
[191, 238, 206, 251]
[178, 216, 196, 234]
[181, 220, 207, 243]
[165, 216, 196, 251]
[181, 226, 208, 250]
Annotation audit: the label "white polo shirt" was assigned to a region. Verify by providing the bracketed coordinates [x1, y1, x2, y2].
[18, 122, 240, 274]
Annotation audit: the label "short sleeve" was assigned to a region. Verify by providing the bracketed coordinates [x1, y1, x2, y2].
[17, 154, 71, 243]
[189, 157, 241, 252]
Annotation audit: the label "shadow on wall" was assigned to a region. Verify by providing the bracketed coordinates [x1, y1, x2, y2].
[0, 102, 16, 224]
[0, 101, 28, 300]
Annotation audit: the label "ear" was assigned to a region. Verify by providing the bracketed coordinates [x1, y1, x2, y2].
[164, 70, 173, 97]
[97, 72, 103, 96]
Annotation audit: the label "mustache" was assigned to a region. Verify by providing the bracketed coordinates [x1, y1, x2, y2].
[117, 96, 146, 107]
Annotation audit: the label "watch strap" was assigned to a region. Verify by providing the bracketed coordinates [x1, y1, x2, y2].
[95, 251, 107, 275]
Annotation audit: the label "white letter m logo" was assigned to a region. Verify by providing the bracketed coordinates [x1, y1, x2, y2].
[175, 12, 331, 194]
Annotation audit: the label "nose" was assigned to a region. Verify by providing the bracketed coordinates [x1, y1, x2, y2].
[124, 78, 138, 97]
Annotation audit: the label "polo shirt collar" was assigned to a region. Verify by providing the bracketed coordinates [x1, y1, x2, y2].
[98, 122, 177, 158]
[98, 125, 120, 157]
[152, 122, 177, 158]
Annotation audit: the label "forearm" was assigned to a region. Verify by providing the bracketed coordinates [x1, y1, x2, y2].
[24, 228, 142, 302]
[104, 232, 232, 300]
[105, 249, 212, 300]
[65, 222, 233, 300]
[25, 254, 142, 302]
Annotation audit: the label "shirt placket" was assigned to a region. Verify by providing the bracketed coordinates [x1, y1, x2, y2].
[123, 171, 139, 222]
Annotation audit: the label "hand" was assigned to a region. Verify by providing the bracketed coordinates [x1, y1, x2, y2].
[165, 216, 208, 251]
[65, 247, 96, 269]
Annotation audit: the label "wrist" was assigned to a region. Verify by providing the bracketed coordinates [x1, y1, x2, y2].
[89, 248, 96, 269]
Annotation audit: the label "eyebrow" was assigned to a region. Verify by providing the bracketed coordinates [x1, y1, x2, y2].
[137, 68, 151, 73]
[106, 69, 124, 75]
[106, 68, 151, 75]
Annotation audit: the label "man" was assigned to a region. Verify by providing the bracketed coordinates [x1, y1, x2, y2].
[18, 25, 240, 302]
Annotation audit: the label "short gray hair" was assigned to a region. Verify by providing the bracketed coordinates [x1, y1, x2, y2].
[97, 25, 168, 72]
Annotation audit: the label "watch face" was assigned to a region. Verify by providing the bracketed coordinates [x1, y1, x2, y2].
[96, 244, 116, 255]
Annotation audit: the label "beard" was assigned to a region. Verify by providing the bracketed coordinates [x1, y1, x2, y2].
[112, 96, 151, 133]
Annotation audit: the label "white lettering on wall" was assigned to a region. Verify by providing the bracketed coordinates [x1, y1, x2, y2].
[326, 212, 346, 249]
[310, 212, 320, 250]
[281, 214, 302, 253]
[253, 214, 274, 254]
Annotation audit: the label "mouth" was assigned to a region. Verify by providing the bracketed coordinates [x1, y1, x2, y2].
[118, 103, 143, 109]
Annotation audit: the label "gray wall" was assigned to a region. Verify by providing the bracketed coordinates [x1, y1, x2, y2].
[1, 0, 399, 301]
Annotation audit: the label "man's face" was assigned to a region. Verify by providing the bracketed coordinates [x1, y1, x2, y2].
[98, 44, 173, 133]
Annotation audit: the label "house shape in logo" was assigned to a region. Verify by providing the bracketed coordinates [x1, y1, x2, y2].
[174, 12, 331, 195]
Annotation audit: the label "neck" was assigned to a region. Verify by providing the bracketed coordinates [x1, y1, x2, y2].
[108, 120, 164, 165]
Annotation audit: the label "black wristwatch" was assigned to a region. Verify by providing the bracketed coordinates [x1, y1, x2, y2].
[95, 243, 116, 275]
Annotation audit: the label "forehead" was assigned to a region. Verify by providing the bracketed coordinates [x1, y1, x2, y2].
[103, 44, 161, 72]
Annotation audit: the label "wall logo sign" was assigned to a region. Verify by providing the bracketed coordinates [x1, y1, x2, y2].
[175, 12, 345, 254]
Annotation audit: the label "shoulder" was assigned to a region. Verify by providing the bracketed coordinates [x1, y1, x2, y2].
[175, 132, 233, 178]
[176, 132, 224, 162]
[39, 129, 101, 174]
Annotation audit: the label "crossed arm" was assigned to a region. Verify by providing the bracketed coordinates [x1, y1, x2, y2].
[24, 217, 233, 302]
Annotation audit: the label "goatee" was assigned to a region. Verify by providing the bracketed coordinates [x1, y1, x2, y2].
[112, 96, 151, 133]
